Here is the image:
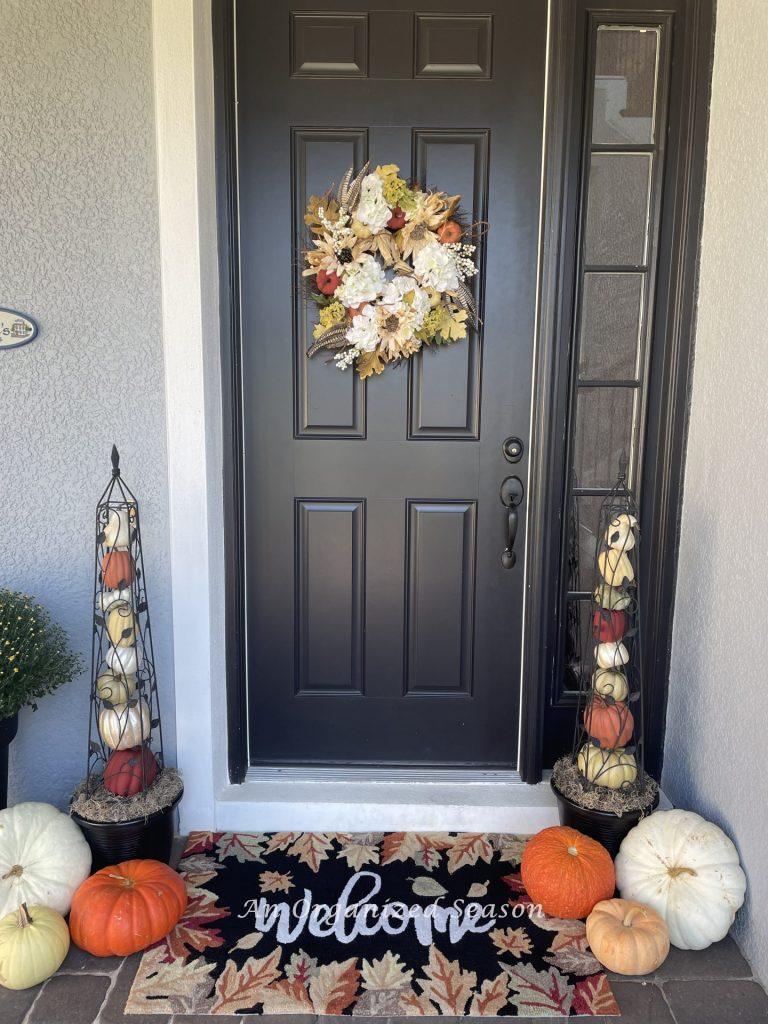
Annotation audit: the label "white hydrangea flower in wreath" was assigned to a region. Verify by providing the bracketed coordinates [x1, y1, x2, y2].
[334, 254, 387, 308]
[303, 162, 483, 380]
[355, 173, 393, 234]
[413, 240, 461, 294]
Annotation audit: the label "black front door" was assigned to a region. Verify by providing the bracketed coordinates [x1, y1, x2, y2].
[235, 0, 547, 767]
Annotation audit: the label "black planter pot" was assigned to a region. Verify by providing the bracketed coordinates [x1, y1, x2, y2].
[72, 789, 182, 871]
[0, 714, 19, 812]
[551, 778, 658, 859]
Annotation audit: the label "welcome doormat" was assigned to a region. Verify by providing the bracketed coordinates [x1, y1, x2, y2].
[127, 832, 619, 1017]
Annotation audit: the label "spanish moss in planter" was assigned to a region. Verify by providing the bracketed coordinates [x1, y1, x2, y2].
[71, 446, 182, 868]
[552, 467, 658, 856]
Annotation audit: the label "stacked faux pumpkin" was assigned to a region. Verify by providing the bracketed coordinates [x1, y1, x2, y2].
[0, 802, 187, 990]
[578, 511, 639, 790]
[94, 501, 159, 797]
[520, 812, 746, 976]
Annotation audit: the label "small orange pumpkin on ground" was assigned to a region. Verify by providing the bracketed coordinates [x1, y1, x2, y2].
[586, 898, 670, 975]
[70, 859, 187, 957]
[521, 825, 615, 919]
[584, 695, 635, 747]
[101, 549, 134, 590]
[437, 219, 462, 244]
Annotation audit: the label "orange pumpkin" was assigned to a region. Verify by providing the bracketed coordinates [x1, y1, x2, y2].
[584, 696, 634, 747]
[521, 825, 615, 918]
[103, 745, 158, 796]
[586, 898, 670, 974]
[437, 219, 462, 244]
[70, 859, 187, 956]
[101, 549, 134, 590]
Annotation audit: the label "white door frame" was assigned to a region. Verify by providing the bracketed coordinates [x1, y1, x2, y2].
[152, 0, 557, 834]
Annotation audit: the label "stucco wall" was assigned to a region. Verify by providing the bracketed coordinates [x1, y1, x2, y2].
[663, 0, 768, 986]
[0, 0, 174, 807]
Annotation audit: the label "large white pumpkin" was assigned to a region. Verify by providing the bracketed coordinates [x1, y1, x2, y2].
[615, 809, 746, 950]
[0, 803, 91, 919]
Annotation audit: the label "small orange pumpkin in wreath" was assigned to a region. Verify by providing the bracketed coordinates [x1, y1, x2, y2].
[521, 825, 615, 918]
[437, 219, 463, 244]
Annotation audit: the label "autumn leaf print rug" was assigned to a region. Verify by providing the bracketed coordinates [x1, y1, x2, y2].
[126, 832, 618, 1017]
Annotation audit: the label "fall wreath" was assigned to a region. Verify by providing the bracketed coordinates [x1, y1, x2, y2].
[303, 162, 482, 380]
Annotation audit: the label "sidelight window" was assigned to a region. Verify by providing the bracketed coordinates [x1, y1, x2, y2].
[563, 21, 669, 691]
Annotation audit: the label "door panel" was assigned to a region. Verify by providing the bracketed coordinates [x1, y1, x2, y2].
[409, 130, 488, 438]
[405, 501, 477, 696]
[295, 499, 365, 694]
[236, 0, 546, 767]
[293, 129, 368, 437]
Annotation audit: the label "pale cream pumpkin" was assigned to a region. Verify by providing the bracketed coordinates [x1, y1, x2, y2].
[604, 513, 637, 552]
[615, 810, 747, 950]
[594, 583, 632, 611]
[102, 503, 136, 548]
[96, 671, 137, 705]
[105, 644, 141, 677]
[578, 743, 637, 789]
[0, 803, 91, 918]
[98, 698, 151, 750]
[596, 641, 629, 669]
[593, 669, 629, 702]
[586, 898, 669, 975]
[0, 903, 69, 990]
[106, 603, 137, 647]
[598, 549, 635, 587]
[96, 587, 132, 613]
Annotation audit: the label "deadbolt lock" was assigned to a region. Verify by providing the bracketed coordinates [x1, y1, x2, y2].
[502, 436, 524, 463]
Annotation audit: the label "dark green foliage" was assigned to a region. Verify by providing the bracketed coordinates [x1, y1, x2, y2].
[0, 589, 83, 719]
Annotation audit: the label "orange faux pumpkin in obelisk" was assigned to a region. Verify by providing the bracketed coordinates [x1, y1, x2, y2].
[101, 549, 134, 590]
[521, 826, 615, 918]
[584, 695, 635, 747]
[70, 859, 187, 956]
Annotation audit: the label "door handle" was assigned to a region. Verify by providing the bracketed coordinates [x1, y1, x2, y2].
[499, 476, 524, 569]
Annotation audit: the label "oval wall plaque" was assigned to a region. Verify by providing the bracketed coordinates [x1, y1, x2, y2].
[0, 308, 39, 350]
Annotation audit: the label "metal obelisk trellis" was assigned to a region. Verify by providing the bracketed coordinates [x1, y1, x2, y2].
[86, 446, 164, 795]
[570, 462, 648, 792]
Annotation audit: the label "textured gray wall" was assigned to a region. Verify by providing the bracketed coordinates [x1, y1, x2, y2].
[664, 0, 768, 987]
[0, 0, 174, 807]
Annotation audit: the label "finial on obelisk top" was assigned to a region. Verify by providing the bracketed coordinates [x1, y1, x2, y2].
[111, 444, 121, 478]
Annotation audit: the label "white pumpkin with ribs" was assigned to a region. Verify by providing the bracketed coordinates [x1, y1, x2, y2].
[615, 809, 746, 949]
